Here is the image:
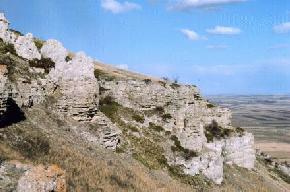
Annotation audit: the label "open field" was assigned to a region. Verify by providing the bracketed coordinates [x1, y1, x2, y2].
[208, 95, 290, 162]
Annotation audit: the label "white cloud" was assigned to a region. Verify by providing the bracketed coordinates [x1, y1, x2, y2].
[180, 29, 200, 41]
[273, 22, 290, 34]
[101, 0, 141, 14]
[116, 64, 129, 70]
[206, 44, 228, 49]
[168, 0, 246, 10]
[206, 26, 241, 35]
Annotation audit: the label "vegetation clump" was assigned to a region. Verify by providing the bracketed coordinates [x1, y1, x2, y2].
[158, 80, 166, 87]
[0, 38, 17, 55]
[167, 165, 209, 189]
[162, 113, 172, 121]
[170, 83, 180, 89]
[99, 96, 120, 121]
[149, 122, 164, 132]
[9, 29, 23, 36]
[65, 55, 72, 62]
[143, 78, 152, 84]
[194, 94, 202, 100]
[205, 120, 233, 142]
[132, 114, 145, 123]
[130, 136, 167, 170]
[206, 103, 215, 108]
[154, 106, 165, 114]
[170, 135, 198, 160]
[29, 57, 55, 73]
[33, 38, 44, 50]
[94, 68, 115, 81]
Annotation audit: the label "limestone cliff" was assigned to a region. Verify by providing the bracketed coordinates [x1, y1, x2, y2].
[0, 13, 269, 191]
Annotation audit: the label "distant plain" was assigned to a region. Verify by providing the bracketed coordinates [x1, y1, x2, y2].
[208, 95, 290, 162]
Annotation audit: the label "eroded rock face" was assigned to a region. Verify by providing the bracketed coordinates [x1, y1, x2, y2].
[17, 164, 66, 192]
[47, 51, 99, 121]
[100, 80, 231, 153]
[223, 133, 255, 169]
[41, 39, 68, 64]
[0, 161, 66, 192]
[14, 33, 41, 60]
[99, 79, 255, 183]
[0, 64, 9, 115]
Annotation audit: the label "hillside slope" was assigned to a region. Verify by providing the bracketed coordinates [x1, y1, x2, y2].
[0, 13, 290, 192]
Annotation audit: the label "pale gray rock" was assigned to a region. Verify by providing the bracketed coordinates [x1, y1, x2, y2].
[0, 65, 9, 115]
[278, 164, 290, 176]
[55, 78, 98, 121]
[223, 132, 255, 169]
[0, 13, 17, 44]
[40, 39, 68, 64]
[14, 33, 41, 60]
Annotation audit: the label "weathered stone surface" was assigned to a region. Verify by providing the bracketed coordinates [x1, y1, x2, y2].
[223, 133, 255, 169]
[41, 39, 68, 64]
[278, 164, 290, 177]
[55, 78, 98, 121]
[100, 80, 231, 153]
[0, 13, 16, 44]
[0, 161, 66, 192]
[0, 64, 9, 115]
[17, 164, 66, 192]
[0, 12, 257, 185]
[14, 33, 41, 60]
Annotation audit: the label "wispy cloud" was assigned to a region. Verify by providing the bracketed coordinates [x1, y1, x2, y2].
[273, 22, 290, 34]
[180, 29, 201, 41]
[101, 0, 141, 14]
[206, 44, 228, 49]
[206, 26, 241, 35]
[168, 0, 246, 11]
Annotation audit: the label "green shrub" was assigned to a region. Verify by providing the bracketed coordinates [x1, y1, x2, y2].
[130, 136, 167, 170]
[29, 57, 55, 73]
[205, 120, 233, 142]
[99, 96, 120, 121]
[170, 135, 198, 160]
[154, 106, 165, 114]
[9, 29, 23, 36]
[33, 38, 44, 50]
[170, 83, 180, 89]
[132, 114, 145, 123]
[94, 68, 115, 81]
[194, 94, 202, 100]
[167, 165, 207, 188]
[149, 122, 164, 132]
[65, 55, 72, 62]
[0, 38, 16, 55]
[127, 125, 139, 132]
[236, 127, 245, 136]
[206, 103, 215, 108]
[162, 113, 172, 121]
[143, 79, 152, 84]
[158, 81, 166, 87]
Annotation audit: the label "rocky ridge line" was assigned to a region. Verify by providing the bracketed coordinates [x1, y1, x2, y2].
[0, 12, 255, 185]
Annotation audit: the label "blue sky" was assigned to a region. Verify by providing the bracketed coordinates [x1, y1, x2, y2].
[1, 0, 290, 95]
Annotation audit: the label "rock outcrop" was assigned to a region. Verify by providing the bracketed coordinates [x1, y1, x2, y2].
[0, 64, 8, 115]
[0, 161, 66, 192]
[0, 12, 256, 186]
[99, 79, 255, 184]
